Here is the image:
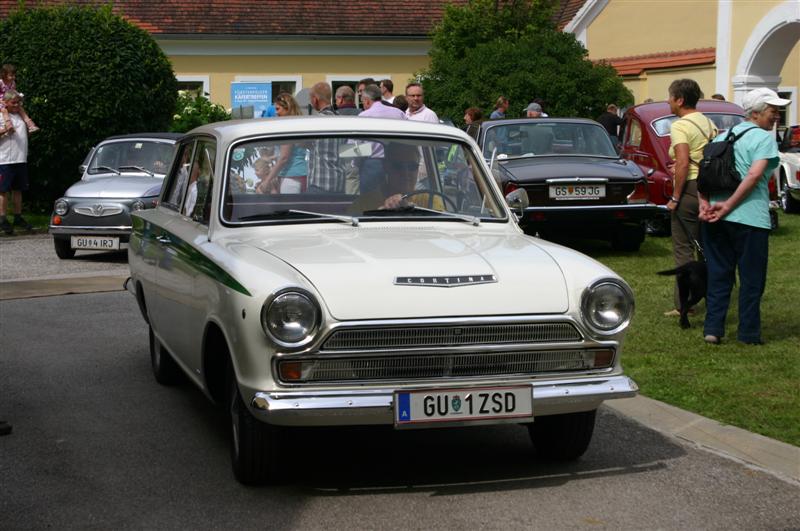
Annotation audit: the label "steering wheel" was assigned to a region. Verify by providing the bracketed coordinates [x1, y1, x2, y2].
[402, 190, 459, 212]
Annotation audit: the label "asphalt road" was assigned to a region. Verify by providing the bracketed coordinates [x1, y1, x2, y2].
[1, 291, 799, 529]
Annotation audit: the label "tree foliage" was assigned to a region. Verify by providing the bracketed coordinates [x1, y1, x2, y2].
[0, 4, 177, 207]
[421, 0, 632, 123]
[170, 90, 230, 133]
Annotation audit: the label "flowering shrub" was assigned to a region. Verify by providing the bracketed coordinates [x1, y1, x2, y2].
[170, 91, 230, 133]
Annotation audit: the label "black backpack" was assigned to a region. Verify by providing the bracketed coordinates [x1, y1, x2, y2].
[696, 126, 756, 196]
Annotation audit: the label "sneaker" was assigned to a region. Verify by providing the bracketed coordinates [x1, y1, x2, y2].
[704, 335, 721, 345]
[0, 218, 13, 235]
[13, 215, 33, 231]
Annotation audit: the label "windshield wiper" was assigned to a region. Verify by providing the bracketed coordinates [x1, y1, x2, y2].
[362, 204, 480, 226]
[118, 165, 154, 176]
[90, 165, 120, 175]
[239, 209, 359, 226]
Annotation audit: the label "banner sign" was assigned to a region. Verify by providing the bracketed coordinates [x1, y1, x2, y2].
[230, 82, 272, 119]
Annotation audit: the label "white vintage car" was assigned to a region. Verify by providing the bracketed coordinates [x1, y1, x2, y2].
[775, 124, 800, 213]
[126, 117, 638, 484]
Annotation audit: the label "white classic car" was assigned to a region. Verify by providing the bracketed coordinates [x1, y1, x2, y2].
[126, 117, 638, 484]
[775, 124, 800, 213]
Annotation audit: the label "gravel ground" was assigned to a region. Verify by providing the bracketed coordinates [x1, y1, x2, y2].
[0, 233, 129, 281]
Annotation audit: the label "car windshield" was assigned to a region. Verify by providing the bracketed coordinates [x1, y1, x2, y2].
[87, 140, 177, 176]
[223, 135, 506, 224]
[482, 122, 617, 159]
[652, 113, 745, 137]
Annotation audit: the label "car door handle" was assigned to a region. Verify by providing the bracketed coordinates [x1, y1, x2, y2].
[155, 235, 172, 245]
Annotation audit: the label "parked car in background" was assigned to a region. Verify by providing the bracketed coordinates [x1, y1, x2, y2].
[619, 100, 747, 235]
[473, 118, 659, 251]
[49, 133, 182, 259]
[126, 117, 639, 484]
[774, 124, 800, 213]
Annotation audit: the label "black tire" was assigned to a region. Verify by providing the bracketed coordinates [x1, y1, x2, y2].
[781, 175, 800, 214]
[769, 209, 779, 231]
[645, 217, 671, 237]
[611, 224, 644, 252]
[528, 409, 597, 460]
[228, 366, 281, 485]
[149, 326, 182, 385]
[53, 238, 76, 259]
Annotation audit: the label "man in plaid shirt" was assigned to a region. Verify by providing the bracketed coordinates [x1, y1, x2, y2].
[307, 82, 345, 193]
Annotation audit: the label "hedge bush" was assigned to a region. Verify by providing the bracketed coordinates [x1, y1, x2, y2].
[0, 4, 177, 209]
[170, 90, 230, 133]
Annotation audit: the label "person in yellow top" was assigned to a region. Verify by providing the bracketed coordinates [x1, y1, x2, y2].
[665, 79, 718, 316]
[351, 142, 445, 213]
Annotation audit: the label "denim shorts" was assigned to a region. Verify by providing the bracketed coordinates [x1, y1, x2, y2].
[0, 163, 29, 192]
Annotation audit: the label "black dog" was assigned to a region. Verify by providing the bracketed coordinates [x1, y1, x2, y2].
[657, 261, 707, 329]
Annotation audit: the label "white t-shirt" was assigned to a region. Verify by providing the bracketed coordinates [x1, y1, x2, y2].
[0, 112, 28, 164]
[406, 105, 439, 123]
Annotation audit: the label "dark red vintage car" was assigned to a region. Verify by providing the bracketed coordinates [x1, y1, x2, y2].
[619, 100, 747, 234]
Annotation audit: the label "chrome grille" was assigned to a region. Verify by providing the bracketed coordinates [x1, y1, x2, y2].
[282, 350, 604, 383]
[322, 323, 581, 351]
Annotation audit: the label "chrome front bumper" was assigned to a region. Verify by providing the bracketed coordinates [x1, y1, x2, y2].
[250, 375, 638, 427]
[49, 224, 133, 236]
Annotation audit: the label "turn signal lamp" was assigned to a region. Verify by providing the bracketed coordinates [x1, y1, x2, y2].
[589, 349, 614, 368]
[626, 181, 649, 204]
[504, 182, 519, 195]
[52, 215, 62, 225]
[279, 361, 303, 382]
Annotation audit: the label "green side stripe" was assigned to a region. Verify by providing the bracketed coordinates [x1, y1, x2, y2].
[134, 219, 251, 297]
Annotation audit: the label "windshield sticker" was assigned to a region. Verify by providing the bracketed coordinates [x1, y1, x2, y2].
[134, 143, 143, 149]
[232, 148, 245, 161]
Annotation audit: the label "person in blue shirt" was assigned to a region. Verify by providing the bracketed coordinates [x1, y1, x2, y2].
[698, 87, 790, 345]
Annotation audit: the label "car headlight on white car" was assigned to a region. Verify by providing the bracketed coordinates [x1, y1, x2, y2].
[261, 289, 321, 347]
[54, 199, 69, 216]
[581, 279, 634, 336]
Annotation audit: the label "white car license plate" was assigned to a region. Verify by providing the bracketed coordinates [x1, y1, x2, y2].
[549, 184, 605, 200]
[71, 236, 120, 250]
[395, 385, 533, 426]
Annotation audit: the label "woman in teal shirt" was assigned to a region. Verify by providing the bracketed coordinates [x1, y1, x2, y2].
[256, 93, 308, 194]
[699, 88, 789, 345]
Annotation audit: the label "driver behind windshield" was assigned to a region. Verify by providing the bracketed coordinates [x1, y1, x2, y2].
[350, 142, 444, 213]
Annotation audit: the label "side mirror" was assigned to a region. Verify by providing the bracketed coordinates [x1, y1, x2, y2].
[79, 164, 88, 174]
[505, 188, 529, 217]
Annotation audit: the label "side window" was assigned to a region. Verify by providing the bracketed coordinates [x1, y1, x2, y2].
[627, 120, 642, 148]
[183, 141, 216, 224]
[162, 141, 196, 211]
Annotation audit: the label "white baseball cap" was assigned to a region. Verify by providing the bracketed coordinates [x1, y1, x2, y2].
[742, 87, 791, 111]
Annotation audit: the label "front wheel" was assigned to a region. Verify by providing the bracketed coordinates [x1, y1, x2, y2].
[781, 176, 800, 214]
[528, 409, 597, 460]
[611, 224, 644, 252]
[53, 238, 75, 259]
[228, 367, 282, 485]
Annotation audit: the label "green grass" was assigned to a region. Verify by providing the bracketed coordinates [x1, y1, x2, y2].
[565, 212, 799, 447]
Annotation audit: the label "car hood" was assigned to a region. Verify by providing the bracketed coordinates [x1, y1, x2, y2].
[501, 157, 642, 182]
[65, 176, 164, 198]
[244, 225, 569, 320]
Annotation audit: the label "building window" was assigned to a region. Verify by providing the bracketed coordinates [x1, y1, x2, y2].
[777, 88, 796, 134]
[177, 75, 210, 96]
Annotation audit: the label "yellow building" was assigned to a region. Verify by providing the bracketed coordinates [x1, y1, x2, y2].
[565, 0, 799, 123]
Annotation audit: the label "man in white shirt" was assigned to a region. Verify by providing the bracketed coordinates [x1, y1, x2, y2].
[0, 90, 32, 234]
[404, 83, 439, 123]
[380, 79, 395, 104]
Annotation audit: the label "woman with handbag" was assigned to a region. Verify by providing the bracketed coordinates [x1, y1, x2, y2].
[699, 88, 789, 345]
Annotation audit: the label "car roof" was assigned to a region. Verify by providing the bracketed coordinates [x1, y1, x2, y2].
[482, 118, 601, 126]
[186, 116, 474, 145]
[626, 100, 744, 121]
[102, 132, 184, 143]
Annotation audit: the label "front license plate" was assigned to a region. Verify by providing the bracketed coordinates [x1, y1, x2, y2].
[549, 184, 606, 200]
[71, 236, 120, 250]
[395, 385, 533, 426]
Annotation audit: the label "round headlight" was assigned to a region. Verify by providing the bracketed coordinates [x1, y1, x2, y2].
[581, 280, 634, 335]
[131, 200, 145, 211]
[54, 199, 69, 216]
[262, 290, 320, 346]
